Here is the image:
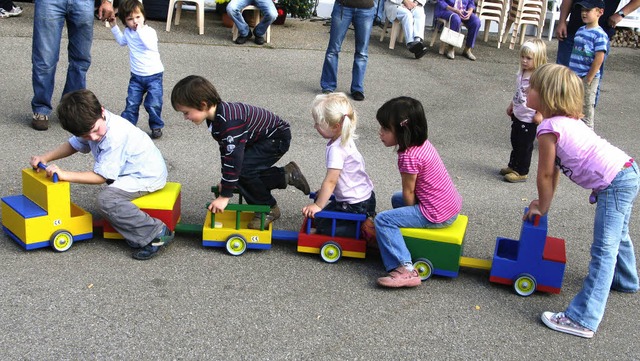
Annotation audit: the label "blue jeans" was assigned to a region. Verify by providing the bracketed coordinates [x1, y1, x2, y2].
[121, 72, 165, 129]
[227, 0, 277, 37]
[320, 4, 375, 94]
[315, 192, 376, 237]
[375, 191, 457, 272]
[565, 162, 639, 332]
[31, 0, 94, 116]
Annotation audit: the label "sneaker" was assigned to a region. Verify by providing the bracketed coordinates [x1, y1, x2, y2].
[541, 312, 594, 339]
[132, 225, 175, 260]
[151, 128, 163, 139]
[0, 8, 9, 18]
[377, 266, 422, 288]
[463, 49, 477, 61]
[499, 166, 515, 176]
[247, 205, 280, 229]
[284, 161, 310, 195]
[31, 113, 49, 131]
[504, 171, 528, 183]
[446, 46, 455, 60]
[234, 30, 252, 44]
[254, 35, 265, 45]
[351, 91, 365, 101]
[6, 6, 22, 17]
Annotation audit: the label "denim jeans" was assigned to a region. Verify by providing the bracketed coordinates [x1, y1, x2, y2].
[121, 72, 165, 129]
[227, 0, 277, 37]
[396, 5, 426, 43]
[315, 191, 376, 237]
[237, 134, 291, 207]
[320, 3, 375, 94]
[376, 191, 457, 272]
[565, 162, 639, 332]
[31, 0, 94, 116]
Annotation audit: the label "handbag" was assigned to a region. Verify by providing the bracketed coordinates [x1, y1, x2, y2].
[439, 14, 465, 48]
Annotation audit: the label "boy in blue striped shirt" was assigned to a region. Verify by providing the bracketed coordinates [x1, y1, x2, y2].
[568, 0, 608, 129]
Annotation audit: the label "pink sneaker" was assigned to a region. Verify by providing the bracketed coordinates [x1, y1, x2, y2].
[377, 267, 422, 288]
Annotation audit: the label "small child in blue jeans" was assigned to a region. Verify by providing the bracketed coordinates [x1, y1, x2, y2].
[109, 0, 165, 139]
[526, 64, 638, 339]
[30, 90, 174, 260]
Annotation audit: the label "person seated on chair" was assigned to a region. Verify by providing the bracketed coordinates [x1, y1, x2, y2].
[435, 0, 480, 60]
[227, 0, 276, 45]
[384, 0, 429, 59]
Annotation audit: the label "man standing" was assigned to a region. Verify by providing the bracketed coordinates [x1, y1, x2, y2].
[31, 0, 114, 131]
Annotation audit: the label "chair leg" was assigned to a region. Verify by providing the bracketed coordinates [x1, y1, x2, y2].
[197, 3, 204, 35]
[389, 21, 401, 49]
[429, 24, 439, 47]
[175, 1, 183, 25]
[380, 20, 389, 42]
[166, 0, 175, 32]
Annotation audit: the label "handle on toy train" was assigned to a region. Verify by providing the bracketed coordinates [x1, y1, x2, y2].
[533, 215, 540, 227]
[38, 162, 59, 183]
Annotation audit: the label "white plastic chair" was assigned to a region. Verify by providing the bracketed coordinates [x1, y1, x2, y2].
[166, 0, 205, 35]
[231, 5, 272, 43]
[379, 19, 405, 50]
[476, 0, 509, 48]
[502, 0, 546, 50]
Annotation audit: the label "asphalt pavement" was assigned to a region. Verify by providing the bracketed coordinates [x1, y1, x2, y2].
[1, 3, 639, 359]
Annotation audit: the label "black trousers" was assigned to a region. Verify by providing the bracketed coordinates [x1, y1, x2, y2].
[508, 114, 538, 175]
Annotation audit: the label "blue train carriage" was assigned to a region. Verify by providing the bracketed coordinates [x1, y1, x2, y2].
[489, 209, 567, 296]
[202, 186, 273, 255]
[297, 210, 367, 263]
[1, 167, 92, 252]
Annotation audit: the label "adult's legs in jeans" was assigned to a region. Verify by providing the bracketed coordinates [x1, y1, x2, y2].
[237, 138, 289, 207]
[253, 0, 277, 37]
[556, 37, 573, 66]
[350, 6, 375, 94]
[227, 0, 252, 37]
[320, 4, 353, 92]
[144, 73, 165, 129]
[62, 0, 94, 96]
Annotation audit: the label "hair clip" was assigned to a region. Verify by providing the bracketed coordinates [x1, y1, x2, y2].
[400, 119, 409, 127]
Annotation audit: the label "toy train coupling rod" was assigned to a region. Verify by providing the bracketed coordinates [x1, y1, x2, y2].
[37, 162, 59, 183]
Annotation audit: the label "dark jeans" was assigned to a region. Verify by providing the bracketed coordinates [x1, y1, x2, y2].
[508, 114, 537, 175]
[315, 191, 376, 237]
[121, 72, 164, 129]
[237, 134, 291, 207]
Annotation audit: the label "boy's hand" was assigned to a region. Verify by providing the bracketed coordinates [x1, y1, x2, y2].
[30, 156, 45, 170]
[108, 17, 117, 28]
[302, 203, 322, 218]
[41, 163, 66, 181]
[208, 196, 230, 213]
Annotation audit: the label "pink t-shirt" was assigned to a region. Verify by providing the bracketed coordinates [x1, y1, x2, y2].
[398, 140, 462, 223]
[326, 137, 374, 203]
[537, 115, 631, 191]
[512, 72, 537, 122]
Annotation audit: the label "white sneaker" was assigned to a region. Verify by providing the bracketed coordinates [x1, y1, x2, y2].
[0, 8, 9, 18]
[3, 6, 22, 17]
[541, 311, 594, 338]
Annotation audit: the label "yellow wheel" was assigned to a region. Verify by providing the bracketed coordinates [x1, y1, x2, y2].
[50, 230, 73, 252]
[320, 241, 342, 263]
[514, 274, 537, 297]
[226, 234, 247, 256]
[413, 258, 433, 281]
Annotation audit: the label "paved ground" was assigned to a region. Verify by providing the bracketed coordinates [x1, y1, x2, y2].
[1, 3, 639, 359]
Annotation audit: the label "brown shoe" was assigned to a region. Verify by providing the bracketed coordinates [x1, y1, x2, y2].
[247, 205, 281, 230]
[504, 172, 528, 183]
[284, 161, 310, 195]
[499, 167, 515, 176]
[31, 113, 49, 131]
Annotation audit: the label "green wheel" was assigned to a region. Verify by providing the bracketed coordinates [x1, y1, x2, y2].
[413, 258, 433, 281]
[514, 274, 537, 297]
[50, 230, 73, 252]
[226, 234, 247, 256]
[320, 241, 342, 263]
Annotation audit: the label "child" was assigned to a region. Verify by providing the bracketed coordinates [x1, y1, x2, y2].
[568, 0, 608, 129]
[501, 39, 547, 183]
[374, 96, 462, 288]
[525, 63, 638, 338]
[109, 0, 166, 139]
[170, 75, 310, 229]
[30, 89, 175, 260]
[302, 93, 376, 237]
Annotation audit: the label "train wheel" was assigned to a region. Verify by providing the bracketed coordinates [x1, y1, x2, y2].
[514, 274, 537, 296]
[50, 230, 74, 252]
[320, 241, 342, 263]
[226, 234, 247, 256]
[413, 258, 433, 281]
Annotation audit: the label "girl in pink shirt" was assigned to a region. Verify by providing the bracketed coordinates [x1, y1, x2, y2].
[374, 96, 462, 288]
[526, 64, 638, 339]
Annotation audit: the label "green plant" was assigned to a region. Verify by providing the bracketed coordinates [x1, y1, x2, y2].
[276, 0, 315, 19]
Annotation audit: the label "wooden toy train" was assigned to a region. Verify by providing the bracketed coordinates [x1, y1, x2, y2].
[1, 167, 566, 297]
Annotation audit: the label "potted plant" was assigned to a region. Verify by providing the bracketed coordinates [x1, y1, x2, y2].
[276, 0, 314, 19]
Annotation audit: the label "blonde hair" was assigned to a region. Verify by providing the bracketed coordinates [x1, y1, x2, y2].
[529, 63, 584, 119]
[311, 92, 358, 147]
[519, 38, 547, 72]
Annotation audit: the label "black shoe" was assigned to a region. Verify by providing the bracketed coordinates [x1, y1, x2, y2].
[413, 44, 428, 59]
[351, 91, 365, 101]
[254, 35, 265, 45]
[234, 30, 252, 44]
[151, 128, 163, 139]
[132, 226, 175, 260]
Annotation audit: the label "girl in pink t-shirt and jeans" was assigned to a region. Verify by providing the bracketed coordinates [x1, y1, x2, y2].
[526, 64, 638, 339]
[374, 96, 462, 288]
